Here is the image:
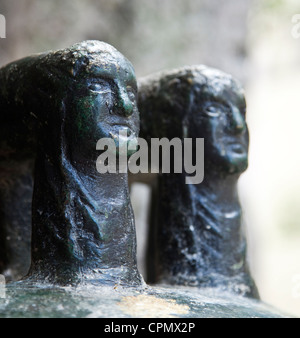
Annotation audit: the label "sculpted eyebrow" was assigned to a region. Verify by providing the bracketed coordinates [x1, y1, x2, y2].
[91, 75, 113, 83]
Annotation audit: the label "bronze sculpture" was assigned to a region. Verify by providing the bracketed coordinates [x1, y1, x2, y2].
[0, 42, 288, 318]
[138, 65, 259, 298]
[0, 41, 143, 287]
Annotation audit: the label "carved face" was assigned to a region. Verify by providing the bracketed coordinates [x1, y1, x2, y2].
[190, 79, 249, 174]
[68, 50, 139, 159]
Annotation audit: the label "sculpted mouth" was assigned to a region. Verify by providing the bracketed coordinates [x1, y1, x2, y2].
[110, 125, 133, 137]
[109, 126, 138, 156]
[109, 125, 139, 144]
[227, 143, 245, 154]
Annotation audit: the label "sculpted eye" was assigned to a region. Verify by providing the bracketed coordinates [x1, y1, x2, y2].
[203, 102, 231, 118]
[126, 85, 137, 103]
[88, 81, 112, 95]
[204, 104, 221, 117]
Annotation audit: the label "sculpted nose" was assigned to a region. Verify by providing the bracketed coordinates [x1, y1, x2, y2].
[117, 88, 134, 117]
[230, 106, 246, 133]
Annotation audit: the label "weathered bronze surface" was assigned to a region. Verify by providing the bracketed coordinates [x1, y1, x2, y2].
[0, 41, 143, 287]
[138, 65, 258, 298]
[0, 42, 287, 317]
[0, 283, 285, 318]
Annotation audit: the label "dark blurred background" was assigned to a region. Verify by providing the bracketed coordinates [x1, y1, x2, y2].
[1, 0, 300, 317]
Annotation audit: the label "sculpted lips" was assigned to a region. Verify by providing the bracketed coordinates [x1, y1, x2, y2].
[228, 143, 245, 154]
[221, 136, 247, 155]
[110, 125, 134, 137]
[109, 126, 138, 156]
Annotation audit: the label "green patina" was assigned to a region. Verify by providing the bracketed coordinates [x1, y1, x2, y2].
[75, 95, 95, 137]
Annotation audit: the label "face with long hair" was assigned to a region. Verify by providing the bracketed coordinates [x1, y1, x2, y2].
[189, 69, 249, 175]
[44, 41, 140, 163]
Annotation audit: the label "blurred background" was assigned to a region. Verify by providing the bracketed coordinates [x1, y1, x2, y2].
[0, 0, 300, 317]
